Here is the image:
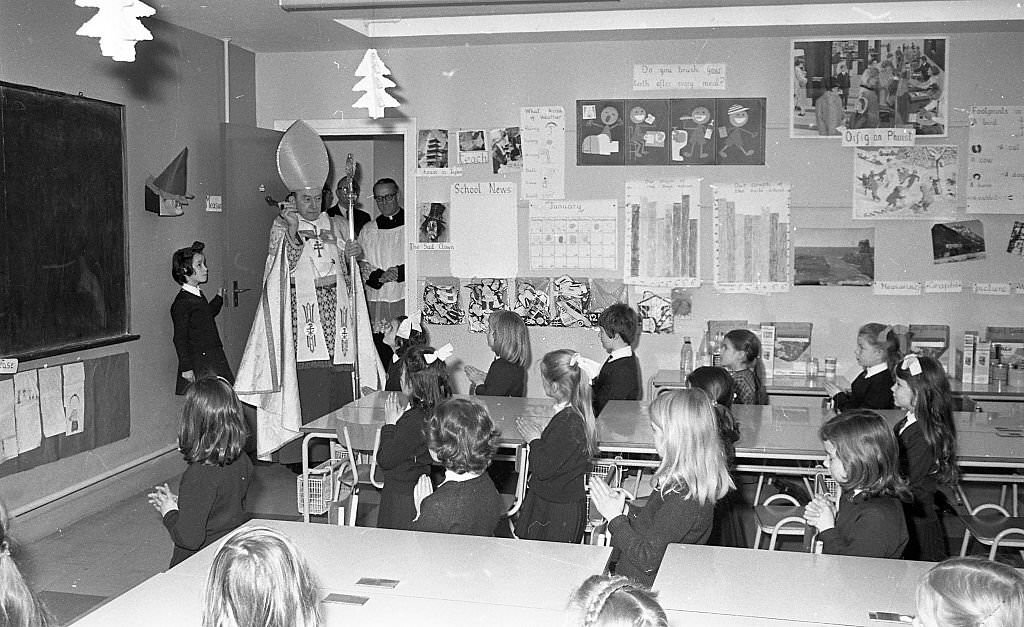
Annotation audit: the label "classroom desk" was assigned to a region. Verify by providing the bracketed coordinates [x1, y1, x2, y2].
[652, 368, 1024, 406]
[170, 520, 612, 612]
[653, 544, 927, 626]
[651, 369, 850, 399]
[599, 401, 1024, 470]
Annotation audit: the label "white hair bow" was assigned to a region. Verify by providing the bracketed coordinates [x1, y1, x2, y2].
[901, 354, 922, 376]
[424, 343, 454, 364]
[397, 311, 422, 339]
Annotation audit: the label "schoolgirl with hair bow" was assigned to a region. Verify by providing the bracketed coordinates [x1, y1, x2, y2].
[514, 349, 598, 543]
[892, 353, 958, 561]
[382, 311, 429, 391]
[376, 343, 454, 529]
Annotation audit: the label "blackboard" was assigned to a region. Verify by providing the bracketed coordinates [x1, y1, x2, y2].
[0, 82, 131, 360]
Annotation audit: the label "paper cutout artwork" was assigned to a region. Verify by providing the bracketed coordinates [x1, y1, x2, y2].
[14, 371, 41, 454]
[514, 278, 551, 326]
[715, 99, 766, 165]
[63, 362, 86, 436]
[520, 106, 566, 200]
[712, 182, 792, 293]
[853, 146, 959, 220]
[932, 220, 985, 264]
[422, 278, 464, 325]
[0, 379, 15, 462]
[466, 279, 509, 333]
[38, 367, 66, 438]
[625, 179, 700, 288]
[75, 0, 154, 62]
[577, 100, 626, 165]
[588, 278, 626, 324]
[670, 98, 717, 166]
[794, 228, 875, 285]
[636, 289, 673, 334]
[417, 129, 450, 169]
[352, 48, 399, 119]
[625, 100, 670, 165]
[490, 127, 523, 175]
[551, 275, 591, 327]
[967, 106, 1024, 214]
[145, 147, 193, 216]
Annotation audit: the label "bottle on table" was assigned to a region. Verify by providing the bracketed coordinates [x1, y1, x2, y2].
[680, 337, 694, 374]
[711, 332, 723, 367]
[697, 332, 711, 367]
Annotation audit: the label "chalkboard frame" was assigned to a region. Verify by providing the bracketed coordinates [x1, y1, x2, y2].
[0, 81, 133, 360]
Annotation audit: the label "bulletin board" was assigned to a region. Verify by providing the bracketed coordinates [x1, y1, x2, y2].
[0, 353, 130, 478]
[0, 82, 130, 360]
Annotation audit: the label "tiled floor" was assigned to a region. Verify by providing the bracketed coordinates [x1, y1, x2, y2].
[16, 460, 376, 625]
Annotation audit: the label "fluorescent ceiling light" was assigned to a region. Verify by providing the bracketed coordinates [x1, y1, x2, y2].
[335, 1, 1022, 37]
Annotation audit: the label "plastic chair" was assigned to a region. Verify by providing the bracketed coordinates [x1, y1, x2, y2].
[585, 461, 623, 545]
[752, 493, 806, 550]
[331, 423, 383, 526]
[504, 445, 531, 538]
[959, 503, 1024, 561]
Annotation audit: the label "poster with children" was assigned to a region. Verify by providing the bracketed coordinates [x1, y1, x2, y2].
[791, 37, 949, 139]
[853, 146, 959, 219]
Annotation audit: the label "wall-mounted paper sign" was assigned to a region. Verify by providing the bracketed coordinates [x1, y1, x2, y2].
[842, 128, 916, 147]
[974, 282, 1011, 296]
[873, 281, 923, 296]
[633, 64, 727, 91]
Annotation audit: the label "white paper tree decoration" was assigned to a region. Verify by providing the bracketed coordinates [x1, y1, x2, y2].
[75, 0, 155, 62]
[352, 49, 400, 119]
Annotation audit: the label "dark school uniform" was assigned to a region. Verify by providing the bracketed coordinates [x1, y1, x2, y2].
[411, 473, 506, 536]
[896, 415, 948, 561]
[819, 490, 908, 558]
[593, 354, 641, 416]
[376, 406, 433, 530]
[515, 406, 590, 543]
[729, 368, 768, 405]
[834, 367, 895, 411]
[163, 455, 252, 567]
[608, 486, 715, 587]
[171, 288, 233, 395]
[384, 356, 402, 392]
[474, 356, 527, 397]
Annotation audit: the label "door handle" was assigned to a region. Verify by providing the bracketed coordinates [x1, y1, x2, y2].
[232, 280, 252, 307]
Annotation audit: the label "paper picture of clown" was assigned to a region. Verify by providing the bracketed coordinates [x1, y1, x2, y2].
[715, 98, 766, 165]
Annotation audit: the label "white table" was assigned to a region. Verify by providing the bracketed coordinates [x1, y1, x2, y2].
[654, 544, 928, 626]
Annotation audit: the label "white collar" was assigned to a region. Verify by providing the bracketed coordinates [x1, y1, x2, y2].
[863, 362, 888, 378]
[899, 411, 917, 435]
[607, 346, 633, 362]
[441, 469, 481, 484]
[392, 353, 400, 363]
[181, 284, 202, 297]
[552, 400, 570, 413]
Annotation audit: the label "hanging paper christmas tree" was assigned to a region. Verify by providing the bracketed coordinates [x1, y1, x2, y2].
[75, 0, 155, 62]
[352, 49, 400, 119]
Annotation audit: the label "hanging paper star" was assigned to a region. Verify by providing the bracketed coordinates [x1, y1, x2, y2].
[352, 48, 400, 119]
[75, 0, 155, 62]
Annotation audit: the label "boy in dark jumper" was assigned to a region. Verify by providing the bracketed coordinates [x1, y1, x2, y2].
[592, 303, 641, 416]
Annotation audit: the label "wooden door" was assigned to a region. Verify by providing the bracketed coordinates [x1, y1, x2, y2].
[220, 123, 286, 369]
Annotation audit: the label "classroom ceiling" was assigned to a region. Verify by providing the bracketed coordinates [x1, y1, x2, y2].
[145, 0, 1023, 53]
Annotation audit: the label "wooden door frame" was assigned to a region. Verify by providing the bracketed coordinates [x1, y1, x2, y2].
[273, 118, 418, 308]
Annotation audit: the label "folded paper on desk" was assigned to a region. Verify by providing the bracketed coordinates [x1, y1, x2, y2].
[356, 578, 400, 589]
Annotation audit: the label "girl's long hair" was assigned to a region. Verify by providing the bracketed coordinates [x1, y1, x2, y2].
[0, 503, 54, 627]
[178, 377, 248, 466]
[566, 575, 668, 627]
[540, 349, 597, 455]
[203, 526, 321, 627]
[723, 329, 766, 403]
[402, 345, 454, 409]
[650, 389, 734, 505]
[819, 410, 911, 500]
[488, 310, 531, 368]
[893, 354, 958, 484]
[859, 322, 902, 370]
[916, 557, 1024, 627]
[686, 366, 740, 463]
